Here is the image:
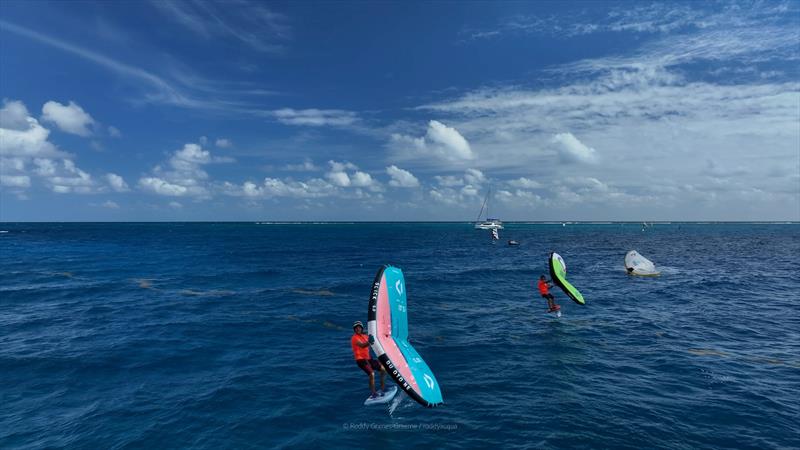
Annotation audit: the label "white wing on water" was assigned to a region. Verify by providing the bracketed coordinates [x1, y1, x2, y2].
[625, 250, 659, 276]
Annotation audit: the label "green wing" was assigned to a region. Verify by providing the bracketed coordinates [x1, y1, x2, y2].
[549, 252, 585, 305]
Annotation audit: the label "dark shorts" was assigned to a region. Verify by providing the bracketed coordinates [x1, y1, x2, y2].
[541, 293, 554, 300]
[356, 359, 382, 375]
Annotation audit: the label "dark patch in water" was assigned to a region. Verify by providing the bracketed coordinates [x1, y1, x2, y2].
[291, 288, 336, 297]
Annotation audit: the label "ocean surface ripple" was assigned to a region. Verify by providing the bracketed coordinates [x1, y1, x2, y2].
[1, 223, 798, 449]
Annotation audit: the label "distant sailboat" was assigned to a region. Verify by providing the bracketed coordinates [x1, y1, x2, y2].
[475, 188, 503, 230]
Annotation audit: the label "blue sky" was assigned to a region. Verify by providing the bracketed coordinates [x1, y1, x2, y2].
[1, 0, 798, 221]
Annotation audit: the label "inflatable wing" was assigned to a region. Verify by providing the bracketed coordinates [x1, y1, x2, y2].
[549, 252, 585, 305]
[625, 250, 660, 276]
[367, 265, 443, 408]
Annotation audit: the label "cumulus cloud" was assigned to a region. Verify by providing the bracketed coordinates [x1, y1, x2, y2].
[350, 171, 376, 188]
[34, 158, 95, 193]
[41, 101, 95, 136]
[328, 160, 357, 172]
[463, 168, 486, 184]
[326, 170, 351, 187]
[322, 160, 380, 190]
[390, 120, 474, 163]
[138, 143, 231, 198]
[552, 133, 598, 164]
[0, 101, 65, 159]
[215, 138, 232, 148]
[0, 99, 100, 194]
[139, 177, 190, 196]
[386, 165, 420, 188]
[429, 177, 485, 206]
[431, 169, 486, 189]
[223, 177, 334, 199]
[106, 173, 130, 192]
[0, 99, 30, 130]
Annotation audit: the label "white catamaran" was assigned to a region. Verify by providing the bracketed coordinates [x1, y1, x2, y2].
[474, 189, 503, 230]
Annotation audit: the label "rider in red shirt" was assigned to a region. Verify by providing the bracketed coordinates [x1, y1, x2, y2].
[351, 321, 386, 398]
[538, 275, 559, 312]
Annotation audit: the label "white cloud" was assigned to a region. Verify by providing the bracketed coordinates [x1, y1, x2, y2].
[284, 158, 320, 171]
[138, 143, 231, 198]
[430, 169, 486, 190]
[215, 138, 232, 148]
[465, 2, 798, 42]
[328, 160, 358, 172]
[0, 100, 100, 194]
[139, 177, 189, 196]
[169, 201, 183, 209]
[0, 174, 31, 188]
[323, 160, 380, 190]
[434, 175, 463, 187]
[0, 99, 30, 130]
[350, 171, 376, 188]
[429, 188, 459, 205]
[390, 120, 474, 163]
[271, 108, 358, 127]
[224, 177, 335, 199]
[460, 184, 479, 197]
[34, 158, 95, 193]
[427, 120, 472, 159]
[415, 15, 800, 220]
[0, 101, 65, 159]
[386, 165, 420, 188]
[152, 0, 290, 53]
[326, 170, 351, 187]
[101, 200, 119, 209]
[508, 177, 541, 189]
[108, 125, 121, 137]
[41, 101, 95, 136]
[463, 168, 486, 184]
[552, 132, 598, 164]
[106, 173, 130, 192]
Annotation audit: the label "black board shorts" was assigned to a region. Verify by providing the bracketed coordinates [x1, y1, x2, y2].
[541, 293, 554, 300]
[356, 359, 382, 375]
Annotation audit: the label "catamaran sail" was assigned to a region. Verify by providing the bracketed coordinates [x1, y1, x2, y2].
[475, 188, 503, 230]
[367, 265, 443, 408]
[625, 250, 660, 276]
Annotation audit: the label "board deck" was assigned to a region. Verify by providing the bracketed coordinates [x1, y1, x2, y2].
[363, 385, 399, 406]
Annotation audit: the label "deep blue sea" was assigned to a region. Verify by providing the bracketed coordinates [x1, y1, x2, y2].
[1, 223, 798, 449]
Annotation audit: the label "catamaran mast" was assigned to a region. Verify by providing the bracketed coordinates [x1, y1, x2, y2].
[476, 189, 489, 222]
